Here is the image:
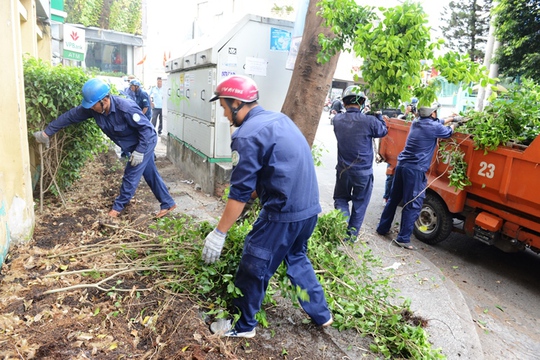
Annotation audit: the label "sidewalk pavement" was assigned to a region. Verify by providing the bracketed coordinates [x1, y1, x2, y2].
[364, 234, 483, 359]
[154, 135, 483, 359]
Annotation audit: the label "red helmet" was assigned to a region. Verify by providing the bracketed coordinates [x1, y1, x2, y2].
[209, 75, 259, 103]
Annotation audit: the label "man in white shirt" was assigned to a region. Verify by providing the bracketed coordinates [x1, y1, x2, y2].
[149, 77, 164, 135]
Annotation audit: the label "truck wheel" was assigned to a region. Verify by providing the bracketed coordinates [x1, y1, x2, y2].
[413, 193, 453, 244]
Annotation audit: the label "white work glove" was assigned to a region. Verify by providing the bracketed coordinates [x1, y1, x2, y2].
[452, 116, 464, 123]
[33, 131, 49, 148]
[202, 228, 227, 264]
[130, 151, 144, 166]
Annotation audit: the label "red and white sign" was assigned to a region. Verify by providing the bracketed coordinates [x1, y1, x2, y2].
[63, 24, 85, 61]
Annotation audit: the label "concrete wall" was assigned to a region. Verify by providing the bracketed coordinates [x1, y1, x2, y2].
[0, 0, 52, 264]
[166, 135, 232, 196]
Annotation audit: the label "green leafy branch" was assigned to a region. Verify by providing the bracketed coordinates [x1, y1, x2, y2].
[44, 206, 444, 359]
[460, 78, 540, 150]
[437, 139, 472, 191]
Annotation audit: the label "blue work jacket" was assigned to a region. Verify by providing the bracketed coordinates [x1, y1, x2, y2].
[44, 95, 157, 154]
[397, 116, 454, 172]
[333, 108, 388, 176]
[228, 106, 321, 222]
[133, 88, 152, 120]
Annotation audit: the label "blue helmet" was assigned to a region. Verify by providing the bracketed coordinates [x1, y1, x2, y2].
[81, 78, 110, 108]
[130, 79, 141, 87]
[411, 97, 419, 105]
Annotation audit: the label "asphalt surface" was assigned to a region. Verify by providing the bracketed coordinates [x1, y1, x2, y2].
[154, 119, 484, 359]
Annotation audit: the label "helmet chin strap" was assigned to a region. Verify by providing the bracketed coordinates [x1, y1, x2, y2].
[99, 99, 106, 114]
[225, 99, 246, 127]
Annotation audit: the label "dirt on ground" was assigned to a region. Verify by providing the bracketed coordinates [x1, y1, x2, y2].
[0, 149, 374, 360]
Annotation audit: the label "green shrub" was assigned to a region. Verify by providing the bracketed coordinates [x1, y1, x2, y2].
[24, 56, 108, 195]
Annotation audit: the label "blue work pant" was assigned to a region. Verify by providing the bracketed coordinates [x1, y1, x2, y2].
[233, 215, 331, 332]
[112, 140, 175, 212]
[333, 172, 374, 238]
[376, 166, 426, 243]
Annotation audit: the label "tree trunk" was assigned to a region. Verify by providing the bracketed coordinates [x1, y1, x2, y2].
[281, 0, 340, 147]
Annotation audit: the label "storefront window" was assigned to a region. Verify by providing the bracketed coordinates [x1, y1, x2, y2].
[86, 42, 127, 74]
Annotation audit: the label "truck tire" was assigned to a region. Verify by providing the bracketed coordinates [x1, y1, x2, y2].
[413, 193, 453, 244]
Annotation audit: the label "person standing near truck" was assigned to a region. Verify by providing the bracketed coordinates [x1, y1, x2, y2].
[376, 102, 459, 250]
[333, 85, 388, 242]
[202, 75, 332, 338]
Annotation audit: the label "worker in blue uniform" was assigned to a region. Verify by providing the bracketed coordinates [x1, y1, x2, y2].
[332, 85, 388, 242]
[129, 79, 152, 120]
[121, 75, 136, 100]
[376, 103, 460, 250]
[33, 78, 176, 219]
[202, 75, 332, 338]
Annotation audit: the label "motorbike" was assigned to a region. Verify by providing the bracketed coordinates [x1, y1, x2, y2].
[329, 108, 345, 125]
[323, 98, 332, 112]
[329, 110, 337, 125]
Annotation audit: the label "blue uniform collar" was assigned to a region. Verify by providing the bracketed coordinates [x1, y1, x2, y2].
[239, 105, 263, 126]
[108, 96, 117, 114]
[346, 107, 362, 113]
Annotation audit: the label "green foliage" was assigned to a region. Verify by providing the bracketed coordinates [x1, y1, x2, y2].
[318, 0, 491, 110]
[109, 0, 142, 35]
[494, 0, 540, 82]
[271, 3, 295, 17]
[439, 0, 492, 61]
[65, 0, 103, 27]
[309, 211, 443, 358]
[65, 0, 142, 35]
[434, 52, 491, 88]
[461, 78, 540, 149]
[146, 209, 443, 358]
[311, 142, 328, 167]
[438, 78, 540, 190]
[24, 57, 108, 194]
[423, 51, 495, 108]
[352, 1, 437, 108]
[438, 140, 472, 191]
[317, 0, 375, 64]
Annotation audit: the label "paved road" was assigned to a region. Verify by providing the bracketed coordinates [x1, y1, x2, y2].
[314, 111, 540, 359]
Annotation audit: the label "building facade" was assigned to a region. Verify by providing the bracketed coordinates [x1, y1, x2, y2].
[0, 0, 55, 265]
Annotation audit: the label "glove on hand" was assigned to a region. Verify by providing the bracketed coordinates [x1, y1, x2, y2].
[452, 116, 464, 123]
[202, 228, 226, 264]
[130, 151, 144, 166]
[33, 131, 49, 148]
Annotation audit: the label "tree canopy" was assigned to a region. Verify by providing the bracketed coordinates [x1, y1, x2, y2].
[65, 0, 142, 35]
[494, 0, 540, 82]
[318, 0, 490, 109]
[439, 0, 492, 61]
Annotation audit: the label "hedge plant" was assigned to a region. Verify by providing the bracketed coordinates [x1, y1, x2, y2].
[24, 56, 108, 196]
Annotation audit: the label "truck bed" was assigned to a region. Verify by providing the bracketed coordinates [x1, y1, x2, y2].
[379, 117, 540, 250]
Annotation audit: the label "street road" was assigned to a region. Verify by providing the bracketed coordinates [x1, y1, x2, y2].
[314, 111, 540, 359]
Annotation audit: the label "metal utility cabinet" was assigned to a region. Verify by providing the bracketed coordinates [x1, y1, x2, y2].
[165, 14, 294, 194]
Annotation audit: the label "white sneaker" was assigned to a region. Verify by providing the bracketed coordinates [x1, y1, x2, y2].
[210, 319, 256, 338]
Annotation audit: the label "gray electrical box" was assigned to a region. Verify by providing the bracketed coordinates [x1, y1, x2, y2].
[165, 14, 295, 160]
